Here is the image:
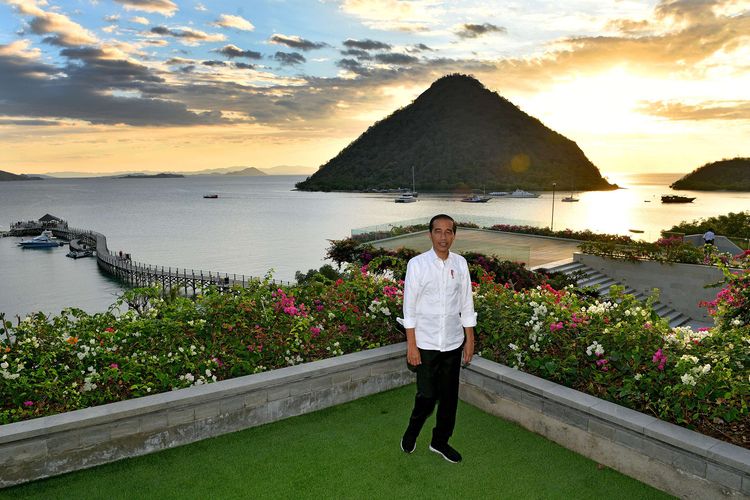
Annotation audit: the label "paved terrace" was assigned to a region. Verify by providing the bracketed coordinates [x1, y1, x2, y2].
[371, 228, 581, 268]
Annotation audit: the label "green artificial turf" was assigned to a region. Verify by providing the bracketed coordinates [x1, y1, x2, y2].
[1, 385, 671, 499]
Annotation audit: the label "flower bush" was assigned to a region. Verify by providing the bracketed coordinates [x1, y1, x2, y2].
[0, 269, 405, 424]
[474, 270, 749, 447]
[2, 257, 748, 449]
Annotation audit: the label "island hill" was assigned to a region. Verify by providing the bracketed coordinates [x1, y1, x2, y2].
[296, 74, 615, 192]
[671, 157, 750, 191]
[116, 173, 184, 179]
[0, 169, 42, 181]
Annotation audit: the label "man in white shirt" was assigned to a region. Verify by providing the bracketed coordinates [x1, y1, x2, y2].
[399, 214, 476, 463]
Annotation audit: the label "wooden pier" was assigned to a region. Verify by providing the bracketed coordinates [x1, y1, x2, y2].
[9, 219, 290, 294]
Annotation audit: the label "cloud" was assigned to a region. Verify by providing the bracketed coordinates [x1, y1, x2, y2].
[113, 0, 178, 16]
[0, 42, 224, 126]
[0, 118, 62, 126]
[640, 100, 750, 120]
[274, 51, 306, 66]
[408, 43, 433, 52]
[270, 34, 327, 51]
[339, 0, 440, 31]
[340, 48, 372, 59]
[130, 16, 150, 25]
[202, 60, 227, 67]
[456, 23, 507, 39]
[336, 58, 370, 75]
[212, 14, 255, 31]
[342, 38, 392, 51]
[233, 62, 256, 70]
[374, 52, 419, 65]
[7, 0, 98, 47]
[104, 14, 121, 22]
[214, 44, 262, 60]
[150, 26, 226, 44]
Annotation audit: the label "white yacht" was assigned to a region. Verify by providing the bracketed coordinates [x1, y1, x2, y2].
[508, 189, 540, 198]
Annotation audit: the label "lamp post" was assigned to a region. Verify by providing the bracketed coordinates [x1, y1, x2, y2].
[551, 182, 556, 231]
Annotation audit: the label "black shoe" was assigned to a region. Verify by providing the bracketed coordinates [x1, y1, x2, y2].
[429, 442, 462, 463]
[401, 434, 416, 454]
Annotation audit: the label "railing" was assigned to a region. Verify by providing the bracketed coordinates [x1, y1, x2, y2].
[11, 221, 292, 291]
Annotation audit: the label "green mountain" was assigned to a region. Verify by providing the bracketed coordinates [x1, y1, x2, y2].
[0, 169, 42, 181]
[296, 74, 615, 192]
[670, 157, 750, 191]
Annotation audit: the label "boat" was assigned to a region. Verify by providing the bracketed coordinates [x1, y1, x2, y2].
[66, 249, 94, 259]
[561, 194, 579, 202]
[489, 191, 509, 197]
[461, 194, 491, 203]
[394, 193, 417, 203]
[394, 165, 418, 203]
[203, 194, 218, 199]
[18, 230, 64, 248]
[508, 189, 540, 198]
[629, 229, 645, 234]
[661, 195, 696, 203]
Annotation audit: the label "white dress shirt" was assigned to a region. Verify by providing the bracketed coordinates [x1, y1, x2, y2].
[401, 248, 477, 351]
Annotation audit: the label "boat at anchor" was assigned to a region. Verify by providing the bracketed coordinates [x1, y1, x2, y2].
[18, 230, 64, 248]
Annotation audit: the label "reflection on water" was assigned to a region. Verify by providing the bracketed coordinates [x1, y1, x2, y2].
[1, 172, 748, 317]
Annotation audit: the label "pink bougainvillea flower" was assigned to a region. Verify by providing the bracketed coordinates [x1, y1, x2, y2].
[23, 401, 34, 407]
[109, 363, 119, 369]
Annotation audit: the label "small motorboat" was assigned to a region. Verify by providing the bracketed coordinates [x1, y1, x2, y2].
[203, 194, 219, 199]
[561, 195, 579, 202]
[66, 249, 94, 259]
[18, 230, 64, 248]
[661, 195, 695, 203]
[508, 189, 540, 198]
[394, 193, 417, 203]
[461, 195, 491, 203]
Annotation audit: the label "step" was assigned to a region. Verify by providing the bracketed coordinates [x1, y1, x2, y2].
[550, 262, 586, 274]
[578, 275, 612, 288]
[669, 314, 692, 328]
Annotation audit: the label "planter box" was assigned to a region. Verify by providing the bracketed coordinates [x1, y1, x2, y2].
[0, 344, 414, 488]
[460, 356, 750, 498]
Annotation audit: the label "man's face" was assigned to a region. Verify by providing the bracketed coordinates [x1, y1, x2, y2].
[429, 218, 455, 254]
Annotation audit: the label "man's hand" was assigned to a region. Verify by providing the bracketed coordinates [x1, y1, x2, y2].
[406, 328, 421, 366]
[463, 327, 475, 365]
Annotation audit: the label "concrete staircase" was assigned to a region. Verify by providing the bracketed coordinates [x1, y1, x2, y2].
[546, 260, 693, 328]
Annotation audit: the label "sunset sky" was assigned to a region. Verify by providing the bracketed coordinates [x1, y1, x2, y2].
[1, 0, 749, 175]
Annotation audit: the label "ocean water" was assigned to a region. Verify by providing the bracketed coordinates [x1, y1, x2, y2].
[1, 173, 749, 318]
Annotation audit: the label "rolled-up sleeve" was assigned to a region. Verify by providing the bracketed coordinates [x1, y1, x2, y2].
[402, 259, 419, 329]
[459, 260, 477, 328]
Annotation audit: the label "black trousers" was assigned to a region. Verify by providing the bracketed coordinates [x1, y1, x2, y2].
[404, 344, 463, 445]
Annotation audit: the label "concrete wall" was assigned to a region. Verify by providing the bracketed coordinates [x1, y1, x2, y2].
[461, 357, 750, 499]
[0, 344, 414, 488]
[575, 253, 728, 322]
[3, 345, 749, 497]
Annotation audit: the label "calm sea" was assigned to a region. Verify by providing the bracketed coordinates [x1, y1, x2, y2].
[2, 173, 749, 318]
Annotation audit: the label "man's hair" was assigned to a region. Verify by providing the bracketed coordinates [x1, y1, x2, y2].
[429, 214, 456, 233]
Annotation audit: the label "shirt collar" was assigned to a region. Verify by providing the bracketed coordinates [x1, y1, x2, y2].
[429, 247, 453, 263]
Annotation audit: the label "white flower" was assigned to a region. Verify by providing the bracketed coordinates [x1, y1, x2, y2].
[508, 343, 518, 351]
[634, 374, 642, 381]
[680, 373, 696, 386]
[0, 362, 7, 369]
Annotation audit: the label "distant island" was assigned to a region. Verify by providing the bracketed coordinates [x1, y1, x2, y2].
[0, 169, 43, 181]
[671, 157, 750, 191]
[116, 173, 184, 179]
[224, 167, 266, 176]
[295, 74, 615, 192]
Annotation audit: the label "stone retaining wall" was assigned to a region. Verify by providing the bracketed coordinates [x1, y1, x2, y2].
[3, 345, 748, 497]
[460, 357, 750, 499]
[0, 344, 413, 488]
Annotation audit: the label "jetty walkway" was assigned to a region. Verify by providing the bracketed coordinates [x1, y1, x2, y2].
[9, 220, 289, 294]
